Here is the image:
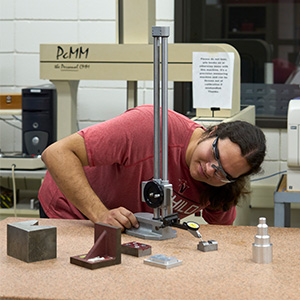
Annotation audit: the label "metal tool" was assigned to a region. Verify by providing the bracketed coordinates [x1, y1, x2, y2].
[126, 26, 202, 240]
[162, 213, 202, 239]
[252, 217, 273, 264]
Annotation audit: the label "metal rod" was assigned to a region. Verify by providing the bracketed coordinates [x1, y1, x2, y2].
[161, 36, 168, 182]
[153, 35, 160, 220]
[152, 27, 170, 221]
[153, 36, 160, 181]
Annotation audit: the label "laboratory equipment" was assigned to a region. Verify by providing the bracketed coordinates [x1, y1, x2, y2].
[287, 98, 300, 191]
[126, 26, 202, 241]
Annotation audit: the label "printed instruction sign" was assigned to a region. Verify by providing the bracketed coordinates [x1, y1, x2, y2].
[192, 52, 234, 109]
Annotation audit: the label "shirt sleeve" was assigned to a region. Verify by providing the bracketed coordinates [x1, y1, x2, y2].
[202, 205, 236, 225]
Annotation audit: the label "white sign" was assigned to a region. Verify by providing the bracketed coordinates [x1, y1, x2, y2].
[192, 52, 234, 109]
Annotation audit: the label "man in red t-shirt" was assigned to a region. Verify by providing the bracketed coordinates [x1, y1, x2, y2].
[38, 105, 266, 230]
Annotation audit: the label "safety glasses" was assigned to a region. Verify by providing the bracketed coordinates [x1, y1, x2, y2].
[211, 136, 237, 183]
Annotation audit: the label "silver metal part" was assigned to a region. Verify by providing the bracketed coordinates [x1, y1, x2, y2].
[153, 33, 160, 181]
[7, 220, 57, 263]
[126, 212, 177, 240]
[160, 181, 173, 218]
[189, 229, 202, 239]
[152, 27, 169, 183]
[129, 26, 174, 240]
[197, 240, 218, 252]
[161, 34, 168, 181]
[152, 26, 170, 37]
[144, 254, 182, 269]
[152, 26, 171, 220]
[252, 217, 273, 264]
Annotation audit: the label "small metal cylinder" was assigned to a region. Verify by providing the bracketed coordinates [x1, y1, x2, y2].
[252, 217, 273, 264]
[30, 198, 35, 210]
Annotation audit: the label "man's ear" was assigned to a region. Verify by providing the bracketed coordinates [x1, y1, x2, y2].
[209, 126, 218, 136]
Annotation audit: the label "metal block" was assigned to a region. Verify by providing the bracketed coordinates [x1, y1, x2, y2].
[197, 240, 218, 252]
[70, 223, 121, 270]
[144, 254, 182, 269]
[152, 26, 170, 37]
[121, 241, 152, 257]
[7, 220, 57, 263]
[126, 212, 177, 240]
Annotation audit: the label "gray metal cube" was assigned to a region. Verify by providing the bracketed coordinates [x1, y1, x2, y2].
[7, 220, 57, 263]
[197, 240, 218, 252]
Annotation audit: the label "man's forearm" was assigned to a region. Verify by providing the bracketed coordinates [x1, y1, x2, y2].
[41, 134, 108, 223]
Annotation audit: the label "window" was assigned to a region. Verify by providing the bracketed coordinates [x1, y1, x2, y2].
[175, 0, 300, 128]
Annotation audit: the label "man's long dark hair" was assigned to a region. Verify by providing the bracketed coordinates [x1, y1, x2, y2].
[201, 121, 266, 211]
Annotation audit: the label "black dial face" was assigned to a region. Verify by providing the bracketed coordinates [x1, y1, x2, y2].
[144, 181, 164, 208]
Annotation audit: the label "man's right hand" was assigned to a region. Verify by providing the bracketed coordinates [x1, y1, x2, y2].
[97, 207, 139, 232]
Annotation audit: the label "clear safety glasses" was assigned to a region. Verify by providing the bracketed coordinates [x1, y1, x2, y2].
[211, 136, 237, 183]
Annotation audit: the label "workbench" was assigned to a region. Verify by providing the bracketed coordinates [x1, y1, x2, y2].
[1, 217, 299, 300]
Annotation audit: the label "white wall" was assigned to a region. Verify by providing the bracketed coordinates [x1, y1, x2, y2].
[252, 128, 287, 187]
[0, 0, 174, 150]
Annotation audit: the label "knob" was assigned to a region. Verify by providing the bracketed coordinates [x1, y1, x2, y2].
[32, 136, 40, 146]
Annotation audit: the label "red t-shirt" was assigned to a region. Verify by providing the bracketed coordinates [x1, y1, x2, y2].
[38, 105, 236, 225]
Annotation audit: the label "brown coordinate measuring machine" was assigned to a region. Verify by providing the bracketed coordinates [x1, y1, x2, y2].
[126, 27, 214, 250]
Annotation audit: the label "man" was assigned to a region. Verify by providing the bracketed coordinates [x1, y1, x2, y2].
[39, 105, 266, 230]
